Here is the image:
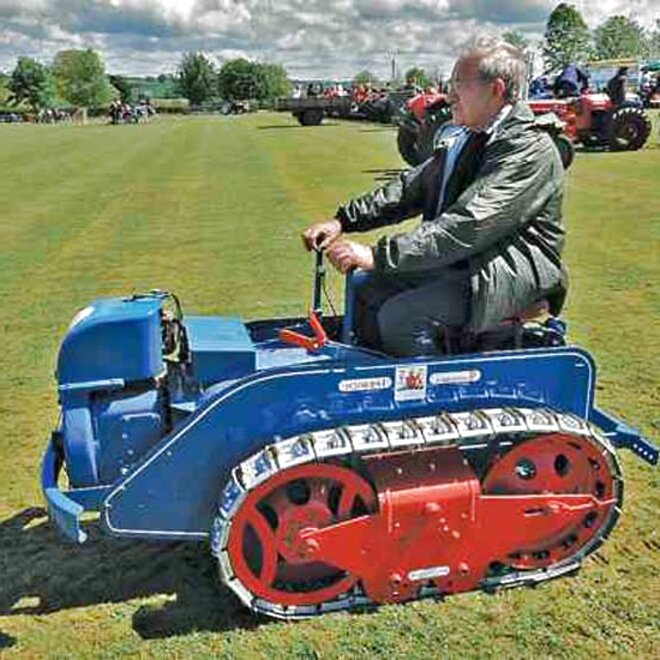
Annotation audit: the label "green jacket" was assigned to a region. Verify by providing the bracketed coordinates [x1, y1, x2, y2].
[335, 102, 567, 333]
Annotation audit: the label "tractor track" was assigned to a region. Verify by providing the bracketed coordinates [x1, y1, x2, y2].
[211, 406, 623, 620]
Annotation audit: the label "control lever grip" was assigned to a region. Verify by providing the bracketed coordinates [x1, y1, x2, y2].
[278, 310, 328, 352]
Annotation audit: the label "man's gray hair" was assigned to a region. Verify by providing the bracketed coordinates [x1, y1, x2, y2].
[461, 35, 526, 102]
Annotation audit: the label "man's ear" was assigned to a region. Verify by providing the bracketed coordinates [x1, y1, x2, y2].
[492, 77, 506, 100]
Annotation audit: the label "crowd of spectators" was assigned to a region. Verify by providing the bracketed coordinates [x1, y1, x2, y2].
[108, 99, 156, 124]
[37, 108, 73, 123]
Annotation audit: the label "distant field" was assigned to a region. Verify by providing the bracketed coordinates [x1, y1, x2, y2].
[0, 112, 658, 657]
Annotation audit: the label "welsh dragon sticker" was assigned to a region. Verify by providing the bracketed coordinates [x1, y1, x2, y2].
[394, 365, 427, 402]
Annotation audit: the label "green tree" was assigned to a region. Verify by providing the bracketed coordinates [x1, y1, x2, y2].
[53, 49, 114, 108]
[650, 20, 660, 58]
[353, 70, 378, 85]
[543, 3, 591, 71]
[176, 52, 216, 105]
[404, 67, 430, 89]
[7, 57, 55, 111]
[217, 59, 258, 100]
[257, 62, 291, 100]
[0, 72, 8, 106]
[594, 16, 648, 59]
[503, 30, 530, 52]
[217, 60, 290, 101]
[108, 74, 132, 103]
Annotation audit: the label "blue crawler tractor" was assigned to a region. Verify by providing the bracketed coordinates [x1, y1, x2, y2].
[41, 254, 657, 620]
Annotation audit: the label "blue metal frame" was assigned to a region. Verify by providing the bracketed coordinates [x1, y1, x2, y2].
[100, 346, 596, 540]
[41, 273, 658, 544]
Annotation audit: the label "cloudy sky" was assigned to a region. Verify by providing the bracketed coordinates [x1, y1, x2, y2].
[0, 0, 657, 79]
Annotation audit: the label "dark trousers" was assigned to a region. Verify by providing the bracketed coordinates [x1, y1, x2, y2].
[353, 268, 470, 357]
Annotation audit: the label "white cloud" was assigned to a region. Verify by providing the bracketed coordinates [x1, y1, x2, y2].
[0, 0, 657, 79]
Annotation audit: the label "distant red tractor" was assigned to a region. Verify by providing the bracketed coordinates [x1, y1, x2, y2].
[529, 92, 652, 153]
[397, 89, 652, 168]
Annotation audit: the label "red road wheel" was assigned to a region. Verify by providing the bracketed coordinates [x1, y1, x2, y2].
[482, 433, 618, 569]
[227, 463, 377, 607]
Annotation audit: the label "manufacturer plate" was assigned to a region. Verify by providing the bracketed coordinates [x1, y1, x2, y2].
[339, 376, 392, 393]
[408, 565, 451, 581]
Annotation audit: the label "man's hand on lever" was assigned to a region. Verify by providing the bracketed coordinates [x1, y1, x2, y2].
[326, 240, 374, 274]
[302, 218, 374, 273]
[301, 219, 343, 251]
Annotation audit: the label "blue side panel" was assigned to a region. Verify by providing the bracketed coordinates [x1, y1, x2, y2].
[60, 392, 99, 486]
[101, 347, 595, 540]
[94, 390, 164, 482]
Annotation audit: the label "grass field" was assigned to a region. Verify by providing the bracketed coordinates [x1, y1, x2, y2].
[0, 111, 658, 658]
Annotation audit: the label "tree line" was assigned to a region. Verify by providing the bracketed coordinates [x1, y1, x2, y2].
[512, 5, 658, 71]
[4, 49, 114, 113]
[0, 49, 292, 113]
[176, 53, 291, 106]
[1, 5, 658, 113]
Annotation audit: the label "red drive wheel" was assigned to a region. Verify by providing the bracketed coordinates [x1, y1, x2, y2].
[482, 433, 618, 569]
[227, 463, 377, 607]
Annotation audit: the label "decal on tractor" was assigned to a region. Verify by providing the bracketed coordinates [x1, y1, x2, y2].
[339, 376, 393, 393]
[430, 369, 481, 385]
[395, 365, 428, 401]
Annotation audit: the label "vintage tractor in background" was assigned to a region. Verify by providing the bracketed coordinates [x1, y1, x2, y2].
[397, 88, 651, 169]
[396, 90, 452, 166]
[396, 90, 574, 170]
[42, 253, 657, 620]
[529, 92, 652, 152]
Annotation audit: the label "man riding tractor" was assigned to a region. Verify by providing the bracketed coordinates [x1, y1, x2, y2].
[303, 36, 566, 358]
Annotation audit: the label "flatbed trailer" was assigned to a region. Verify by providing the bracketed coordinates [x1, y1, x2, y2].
[274, 97, 353, 125]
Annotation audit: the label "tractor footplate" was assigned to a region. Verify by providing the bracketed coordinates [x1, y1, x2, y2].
[213, 407, 622, 620]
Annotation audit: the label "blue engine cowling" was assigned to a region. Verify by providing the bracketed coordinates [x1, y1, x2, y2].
[57, 296, 164, 387]
[56, 296, 166, 487]
[55, 294, 262, 488]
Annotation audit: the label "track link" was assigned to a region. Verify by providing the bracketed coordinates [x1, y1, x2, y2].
[211, 407, 622, 620]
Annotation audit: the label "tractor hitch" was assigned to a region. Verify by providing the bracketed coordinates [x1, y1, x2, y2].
[592, 407, 658, 466]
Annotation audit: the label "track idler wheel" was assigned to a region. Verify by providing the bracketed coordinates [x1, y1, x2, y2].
[482, 432, 620, 569]
[226, 463, 377, 607]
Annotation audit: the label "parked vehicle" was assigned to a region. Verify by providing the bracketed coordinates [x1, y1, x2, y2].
[0, 112, 23, 123]
[529, 93, 652, 152]
[42, 252, 657, 620]
[275, 96, 353, 125]
[220, 100, 254, 115]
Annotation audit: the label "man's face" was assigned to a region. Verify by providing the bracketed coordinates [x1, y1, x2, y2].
[448, 56, 502, 129]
